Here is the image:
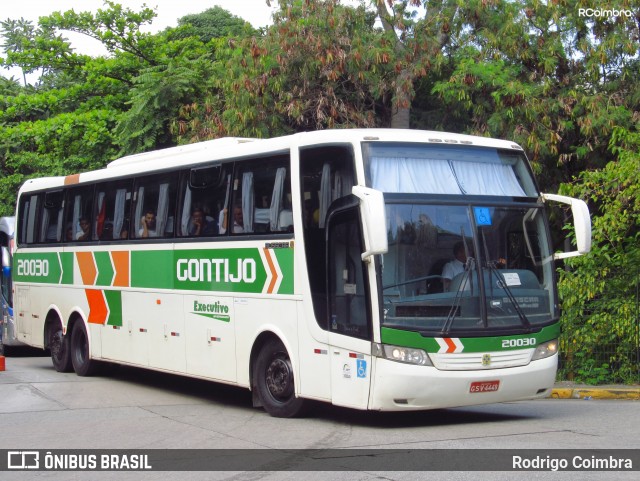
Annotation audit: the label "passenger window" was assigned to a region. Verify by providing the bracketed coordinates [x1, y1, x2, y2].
[224, 156, 291, 235]
[95, 180, 133, 241]
[39, 191, 64, 243]
[132, 174, 177, 239]
[178, 165, 228, 237]
[18, 194, 41, 245]
[64, 186, 94, 242]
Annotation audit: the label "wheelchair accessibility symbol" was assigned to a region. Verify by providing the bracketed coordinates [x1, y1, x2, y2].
[474, 207, 492, 226]
[356, 359, 367, 378]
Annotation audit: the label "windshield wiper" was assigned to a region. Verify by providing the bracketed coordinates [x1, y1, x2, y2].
[442, 255, 476, 334]
[480, 230, 531, 328]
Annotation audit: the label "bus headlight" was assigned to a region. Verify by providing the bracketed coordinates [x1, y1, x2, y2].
[532, 339, 558, 360]
[373, 343, 433, 366]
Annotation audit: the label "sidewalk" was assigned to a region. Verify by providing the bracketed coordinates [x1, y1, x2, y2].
[550, 382, 640, 400]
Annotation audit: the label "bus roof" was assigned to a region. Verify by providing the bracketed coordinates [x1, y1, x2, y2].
[18, 129, 525, 194]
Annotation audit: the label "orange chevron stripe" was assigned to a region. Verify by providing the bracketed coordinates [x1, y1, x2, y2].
[111, 251, 130, 287]
[444, 338, 456, 354]
[77, 252, 97, 286]
[263, 248, 278, 294]
[86, 289, 108, 325]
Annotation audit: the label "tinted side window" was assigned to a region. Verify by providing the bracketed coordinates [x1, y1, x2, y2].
[39, 190, 64, 243]
[224, 155, 291, 235]
[132, 174, 178, 239]
[299, 145, 356, 329]
[328, 206, 371, 340]
[95, 180, 133, 241]
[178, 166, 229, 238]
[18, 194, 41, 245]
[64, 186, 94, 242]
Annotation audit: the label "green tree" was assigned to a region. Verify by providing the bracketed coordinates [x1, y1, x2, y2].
[175, 6, 255, 43]
[557, 126, 640, 384]
[0, 17, 37, 84]
[174, 0, 396, 141]
[0, 1, 165, 214]
[118, 5, 259, 152]
[431, 0, 640, 189]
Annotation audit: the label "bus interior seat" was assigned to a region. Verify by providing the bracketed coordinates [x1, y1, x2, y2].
[426, 258, 449, 294]
[278, 209, 293, 231]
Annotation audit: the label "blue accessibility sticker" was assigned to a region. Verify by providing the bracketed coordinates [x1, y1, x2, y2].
[474, 207, 492, 226]
[357, 359, 367, 378]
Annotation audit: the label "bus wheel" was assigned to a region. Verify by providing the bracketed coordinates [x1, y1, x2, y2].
[70, 322, 98, 377]
[49, 325, 72, 373]
[253, 339, 307, 418]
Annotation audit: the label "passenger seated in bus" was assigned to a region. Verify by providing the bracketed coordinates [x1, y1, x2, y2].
[442, 241, 468, 291]
[219, 206, 244, 234]
[189, 207, 216, 236]
[100, 222, 114, 241]
[76, 217, 91, 241]
[139, 210, 157, 238]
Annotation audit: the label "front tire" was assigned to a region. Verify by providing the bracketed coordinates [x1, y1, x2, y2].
[50, 324, 72, 373]
[253, 339, 307, 418]
[70, 322, 98, 376]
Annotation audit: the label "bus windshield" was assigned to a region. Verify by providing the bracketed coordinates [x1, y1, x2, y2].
[363, 141, 557, 334]
[381, 202, 557, 335]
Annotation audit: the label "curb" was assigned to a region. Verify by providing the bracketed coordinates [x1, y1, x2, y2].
[550, 387, 640, 400]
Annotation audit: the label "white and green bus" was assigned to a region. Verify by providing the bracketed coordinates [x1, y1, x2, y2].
[13, 129, 590, 417]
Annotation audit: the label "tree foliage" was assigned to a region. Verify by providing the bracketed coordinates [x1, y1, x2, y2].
[431, 0, 640, 188]
[175, 6, 256, 43]
[557, 126, 640, 384]
[173, 0, 392, 141]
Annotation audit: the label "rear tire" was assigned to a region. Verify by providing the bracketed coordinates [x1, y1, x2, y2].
[253, 339, 307, 418]
[70, 322, 98, 376]
[50, 324, 72, 373]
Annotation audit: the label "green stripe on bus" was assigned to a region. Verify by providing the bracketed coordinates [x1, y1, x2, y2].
[130, 248, 273, 294]
[130, 250, 174, 289]
[105, 290, 123, 327]
[15, 246, 295, 295]
[273, 248, 294, 294]
[94, 251, 114, 286]
[380, 323, 561, 352]
[13, 252, 62, 284]
[60, 252, 74, 284]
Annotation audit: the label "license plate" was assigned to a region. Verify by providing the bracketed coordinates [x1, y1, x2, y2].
[470, 380, 500, 393]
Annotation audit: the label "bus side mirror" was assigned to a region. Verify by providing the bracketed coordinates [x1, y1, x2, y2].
[352, 186, 388, 261]
[541, 193, 592, 260]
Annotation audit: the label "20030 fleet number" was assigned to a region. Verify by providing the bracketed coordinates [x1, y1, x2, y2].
[502, 338, 536, 348]
[16, 258, 49, 277]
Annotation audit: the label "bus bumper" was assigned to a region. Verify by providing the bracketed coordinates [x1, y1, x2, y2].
[369, 354, 558, 411]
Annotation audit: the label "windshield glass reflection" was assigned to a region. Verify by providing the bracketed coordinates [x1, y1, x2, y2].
[381, 203, 557, 334]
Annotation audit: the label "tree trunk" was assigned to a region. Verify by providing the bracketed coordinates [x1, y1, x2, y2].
[390, 106, 410, 129]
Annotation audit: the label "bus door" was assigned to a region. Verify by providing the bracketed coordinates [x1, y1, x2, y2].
[326, 204, 372, 409]
[15, 285, 31, 341]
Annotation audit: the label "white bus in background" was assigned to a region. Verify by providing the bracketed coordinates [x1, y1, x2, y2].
[13, 129, 590, 416]
[0, 216, 24, 354]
